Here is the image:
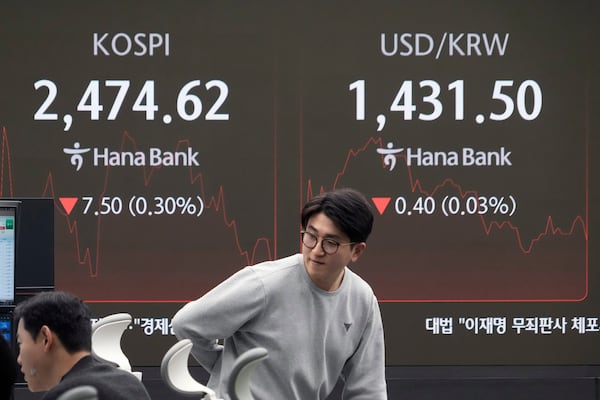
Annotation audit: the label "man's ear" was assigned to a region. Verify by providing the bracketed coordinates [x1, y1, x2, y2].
[39, 325, 54, 351]
[350, 242, 367, 262]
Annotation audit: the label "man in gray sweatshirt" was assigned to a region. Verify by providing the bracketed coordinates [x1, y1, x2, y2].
[172, 188, 387, 399]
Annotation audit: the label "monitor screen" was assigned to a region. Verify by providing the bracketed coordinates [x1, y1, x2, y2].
[0, 310, 12, 342]
[1, 198, 55, 291]
[0, 202, 17, 304]
[0, 1, 597, 369]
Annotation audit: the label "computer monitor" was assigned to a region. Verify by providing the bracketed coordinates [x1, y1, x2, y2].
[0, 198, 54, 292]
[0, 201, 18, 306]
[0, 309, 13, 343]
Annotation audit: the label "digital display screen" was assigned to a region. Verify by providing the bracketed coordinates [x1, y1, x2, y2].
[0, 1, 598, 367]
[0, 205, 16, 304]
[0, 312, 12, 342]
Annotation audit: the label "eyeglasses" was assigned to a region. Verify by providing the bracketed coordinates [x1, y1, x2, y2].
[300, 231, 355, 255]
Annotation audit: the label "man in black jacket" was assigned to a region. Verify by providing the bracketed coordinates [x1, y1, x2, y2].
[14, 291, 151, 400]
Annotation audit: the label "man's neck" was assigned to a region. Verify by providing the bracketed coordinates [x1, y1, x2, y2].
[312, 268, 345, 292]
[51, 350, 91, 384]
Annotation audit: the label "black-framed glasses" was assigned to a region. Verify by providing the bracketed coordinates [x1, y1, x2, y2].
[300, 231, 355, 255]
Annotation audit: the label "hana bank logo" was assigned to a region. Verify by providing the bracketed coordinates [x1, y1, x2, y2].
[63, 142, 200, 171]
[63, 142, 91, 171]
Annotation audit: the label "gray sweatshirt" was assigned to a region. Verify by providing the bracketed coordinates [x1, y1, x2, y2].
[172, 253, 387, 399]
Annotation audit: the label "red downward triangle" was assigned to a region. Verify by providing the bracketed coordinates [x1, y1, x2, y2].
[371, 197, 391, 215]
[59, 197, 78, 216]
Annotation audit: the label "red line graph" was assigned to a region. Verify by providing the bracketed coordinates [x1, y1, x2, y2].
[300, 129, 588, 302]
[0, 128, 15, 196]
[305, 135, 587, 255]
[1, 127, 275, 302]
[2, 119, 591, 302]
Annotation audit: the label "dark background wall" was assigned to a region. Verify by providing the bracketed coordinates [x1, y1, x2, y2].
[2, 1, 600, 399]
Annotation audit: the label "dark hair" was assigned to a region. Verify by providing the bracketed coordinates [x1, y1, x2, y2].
[301, 188, 374, 243]
[0, 335, 17, 399]
[14, 291, 92, 353]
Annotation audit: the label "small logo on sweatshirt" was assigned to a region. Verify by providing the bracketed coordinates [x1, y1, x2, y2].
[344, 323, 352, 332]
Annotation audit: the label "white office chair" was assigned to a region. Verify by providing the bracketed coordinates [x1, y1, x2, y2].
[56, 385, 98, 400]
[91, 313, 142, 381]
[160, 338, 218, 399]
[227, 347, 269, 400]
[161, 338, 268, 400]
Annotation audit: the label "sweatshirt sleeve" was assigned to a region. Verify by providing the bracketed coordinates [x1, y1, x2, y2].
[340, 295, 388, 400]
[171, 266, 265, 372]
